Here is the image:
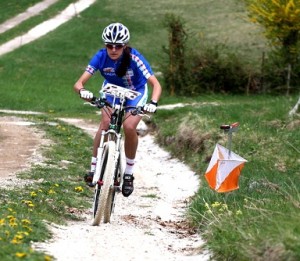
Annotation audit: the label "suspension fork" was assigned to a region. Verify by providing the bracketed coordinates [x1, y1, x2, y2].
[92, 130, 107, 185]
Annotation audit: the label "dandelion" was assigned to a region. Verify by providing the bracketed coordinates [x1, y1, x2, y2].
[212, 202, 221, 208]
[9, 221, 18, 227]
[0, 218, 5, 226]
[48, 189, 56, 195]
[75, 186, 84, 192]
[23, 226, 33, 232]
[30, 191, 37, 197]
[54, 184, 59, 187]
[236, 210, 243, 215]
[21, 219, 31, 225]
[45, 255, 53, 261]
[15, 252, 27, 258]
[11, 236, 22, 244]
[221, 204, 228, 211]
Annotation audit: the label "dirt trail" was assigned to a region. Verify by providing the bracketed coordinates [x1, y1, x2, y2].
[32, 118, 210, 261]
[0, 115, 210, 260]
[0, 116, 50, 187]
[0, 3, 210, 259]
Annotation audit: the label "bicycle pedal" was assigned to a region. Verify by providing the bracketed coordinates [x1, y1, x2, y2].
[115, 186, 121, 193]
[87, 182, 96, 188]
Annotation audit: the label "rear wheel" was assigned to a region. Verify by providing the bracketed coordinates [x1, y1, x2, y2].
[92, 141, 116, 226]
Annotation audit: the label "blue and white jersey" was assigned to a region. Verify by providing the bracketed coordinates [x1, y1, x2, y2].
[85, 48, 153, 92]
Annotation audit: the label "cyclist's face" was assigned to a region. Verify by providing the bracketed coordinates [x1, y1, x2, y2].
[105, 44, 125, 60]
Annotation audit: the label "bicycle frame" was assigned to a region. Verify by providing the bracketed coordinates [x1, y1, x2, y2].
[90, 84, 144, 225]
[92, 84, 142, 187]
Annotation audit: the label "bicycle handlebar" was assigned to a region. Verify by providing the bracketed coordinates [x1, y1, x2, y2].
[90, 97, 147, 117]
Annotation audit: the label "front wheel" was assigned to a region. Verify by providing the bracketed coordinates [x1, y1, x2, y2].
[103, 152, 122, 223]
[92, 141, 116, 226]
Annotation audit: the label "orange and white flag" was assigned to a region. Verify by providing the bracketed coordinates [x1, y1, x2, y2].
[205, 144, 247, 193]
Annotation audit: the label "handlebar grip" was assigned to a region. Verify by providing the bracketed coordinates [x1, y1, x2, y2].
[220, 125, 230, 130]
[220, 122, 239, 130]
[90, 97, 111, 109]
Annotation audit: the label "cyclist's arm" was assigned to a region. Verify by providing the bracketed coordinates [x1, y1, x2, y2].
[147, 75, 162, 103]
[74, 71, 93, 94]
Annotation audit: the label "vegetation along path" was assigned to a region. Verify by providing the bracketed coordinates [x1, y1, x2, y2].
[0, 112, 211, 260]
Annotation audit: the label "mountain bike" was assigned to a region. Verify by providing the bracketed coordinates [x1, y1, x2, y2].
[89, 84, 147, 226]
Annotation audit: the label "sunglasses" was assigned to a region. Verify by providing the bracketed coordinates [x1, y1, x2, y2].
[105, 44, 125, 50]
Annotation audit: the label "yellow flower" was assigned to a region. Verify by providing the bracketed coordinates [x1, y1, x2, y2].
[212, 202, 221, 208]
[236, 210, 243, 215]
[30, 191, 37, 197]
[75, 186, 84, 192]
[23, 200, 35, 208]
[21, 219, 31, 225]
[9, 221, 18, 227]
[44, 255, 53, 261]
[11, 237, 21, 244]
[48, 189, 56, 194]
[0, 218, 5, 226]
[15, 252, 27, 258]
[15, 234, 24, 240]
[54, 184, 59, 187]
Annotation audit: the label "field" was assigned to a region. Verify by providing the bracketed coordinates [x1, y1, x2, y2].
[0, 0, 299, 260]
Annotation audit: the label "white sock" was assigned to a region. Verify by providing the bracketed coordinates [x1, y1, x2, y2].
[125, 157, 135, 175]
[90, 157, 97, 172]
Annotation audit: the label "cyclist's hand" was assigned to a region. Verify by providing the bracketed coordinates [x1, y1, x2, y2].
[144, 100, 158, 113]
[79, 89, 93, 100]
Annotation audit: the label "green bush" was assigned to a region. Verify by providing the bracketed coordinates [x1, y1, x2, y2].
[186, 43, 253, 94]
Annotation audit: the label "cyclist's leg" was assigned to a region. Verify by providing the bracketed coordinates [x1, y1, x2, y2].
[123, 114, 142, 160]
[92, 108, 111, 157]
[121, 86, 147, 196]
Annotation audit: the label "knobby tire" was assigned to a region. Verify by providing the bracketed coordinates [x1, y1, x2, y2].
[92, 141, 116, 226]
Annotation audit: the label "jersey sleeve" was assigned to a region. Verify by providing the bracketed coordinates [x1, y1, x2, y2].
[131, 49, 153, 80]
[85, 50, 104, 75]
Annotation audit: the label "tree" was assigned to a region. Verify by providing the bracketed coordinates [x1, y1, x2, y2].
[245, 0, 300, 95]
[163, 14, 187, 96]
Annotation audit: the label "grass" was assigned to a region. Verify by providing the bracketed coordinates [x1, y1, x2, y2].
[153, 94, 300, 260]
[0, 0, 75, 45]
[0, 114, 93, 260]
[0, 0, 299, 260]
[0, 1, 42, 24]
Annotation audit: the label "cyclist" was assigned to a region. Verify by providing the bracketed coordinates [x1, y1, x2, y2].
[74, 22, 162, 197]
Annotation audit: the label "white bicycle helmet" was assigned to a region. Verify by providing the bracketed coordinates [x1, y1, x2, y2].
[102, 23, 130, 44]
